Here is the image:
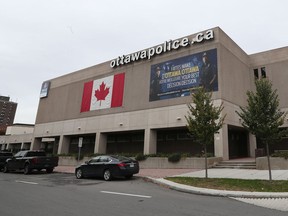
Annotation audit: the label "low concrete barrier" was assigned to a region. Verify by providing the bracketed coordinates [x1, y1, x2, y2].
[256, 157, 288, 170]
[58, 156, 222, 169]
[138, 157, 222, 169]
[58, 156, 90, 166]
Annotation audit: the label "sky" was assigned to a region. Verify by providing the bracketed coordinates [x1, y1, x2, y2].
[1, 0, 288, 124]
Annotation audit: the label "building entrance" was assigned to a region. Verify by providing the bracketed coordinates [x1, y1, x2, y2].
[228, 126, 249, 159]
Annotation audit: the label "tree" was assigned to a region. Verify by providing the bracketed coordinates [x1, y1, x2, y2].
[236, 79, 287, 181]
[185, 87, 225, 178]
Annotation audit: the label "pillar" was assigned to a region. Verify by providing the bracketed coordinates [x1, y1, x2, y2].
[95, 133, 107, 154]
[214, 124, 229, 160]
[144, 129, 157, 155]
[57, 135, 70, 154]
[31, 138, 42, 150]
[249, 133, 257, 157]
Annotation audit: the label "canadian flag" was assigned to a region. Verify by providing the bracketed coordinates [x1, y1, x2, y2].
[81, 73, 125, 112]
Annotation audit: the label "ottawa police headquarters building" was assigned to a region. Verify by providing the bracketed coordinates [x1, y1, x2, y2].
[30, 27, 288, 160]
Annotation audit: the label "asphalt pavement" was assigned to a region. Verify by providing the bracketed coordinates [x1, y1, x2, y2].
[55, 166, 288, 212]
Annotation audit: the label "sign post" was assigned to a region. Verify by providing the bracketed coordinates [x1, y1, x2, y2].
[78, 137, 83, 162]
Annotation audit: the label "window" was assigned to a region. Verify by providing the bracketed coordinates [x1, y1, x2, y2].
[117, 134, 130, 142]
[254, 67, 267, 79]
[261, 67, 266, 78]
[166, 133, 177, 140]
[253, 69, 259, 79]
[177, 132, 192, 140]
[99, 156, 110, 162]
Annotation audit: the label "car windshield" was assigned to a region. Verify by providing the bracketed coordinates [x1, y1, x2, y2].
[110, 155, 132, 162]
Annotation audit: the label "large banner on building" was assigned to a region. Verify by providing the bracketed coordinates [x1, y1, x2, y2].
[81, 73, 125, 112]
[149, 49, 218, 101]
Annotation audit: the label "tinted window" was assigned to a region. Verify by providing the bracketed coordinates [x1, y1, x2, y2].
[99, 156, 110, 162]
[26, 151, 46, 157]
[110, 155, 131, 162]
[253, 69, 259, 79]
[89, 158, 99, 164]
[261, 67, 266, 78]
[90, 156, 101, 163]
[14, 151, 26, 157]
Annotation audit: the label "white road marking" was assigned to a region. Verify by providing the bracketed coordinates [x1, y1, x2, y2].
[101, 191, 152, 198]
[15, 180, 38, 185]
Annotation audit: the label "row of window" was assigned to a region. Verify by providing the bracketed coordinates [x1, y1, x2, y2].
[68, 130, 193, 145]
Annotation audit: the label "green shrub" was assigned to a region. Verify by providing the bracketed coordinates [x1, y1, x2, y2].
[272, 151, 288, 160]
[135, 154, 147, 161]
[168, 153, 181, 163]
[75, 154, 84, 161]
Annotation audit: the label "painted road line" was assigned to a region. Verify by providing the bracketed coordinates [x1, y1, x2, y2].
[15, 180, 38, 185]
[101, 191, 152, 198]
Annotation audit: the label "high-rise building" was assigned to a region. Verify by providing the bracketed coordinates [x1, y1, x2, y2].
[0, 96, 17, 135]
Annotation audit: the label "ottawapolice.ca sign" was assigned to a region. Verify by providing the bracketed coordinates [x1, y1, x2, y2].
[110, 29, 214, 68]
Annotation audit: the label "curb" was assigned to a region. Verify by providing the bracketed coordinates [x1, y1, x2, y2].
[144, 177, 288, 198]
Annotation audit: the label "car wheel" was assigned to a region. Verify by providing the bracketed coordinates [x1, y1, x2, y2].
[3, 164, 9, 173]
[46, 168, 54, 174]
[75, 168, 84, 179]
[24, 164, 31, 175]
[103, 169, 112, 181]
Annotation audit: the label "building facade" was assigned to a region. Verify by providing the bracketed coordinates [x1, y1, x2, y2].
[0, 96, 17, 135]
[0, 124, 34, 152]
[29, 27, 288, 160]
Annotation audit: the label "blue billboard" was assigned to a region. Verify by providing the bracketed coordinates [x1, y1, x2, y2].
[149, 49, 218, 101]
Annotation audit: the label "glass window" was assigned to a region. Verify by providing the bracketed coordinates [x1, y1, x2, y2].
[157, 133, 164, 141]
[261, 67, 266, 78]
[117, 134, 130, 142]
[253, 69, 259, 79]
[166, 133, 177, 140]
[99, 156, 110, 162]
[177, 132, 192, 140]
[131, 133, 144, 142]
[89, 157, 100, 164]
[107, 135, 116, 143]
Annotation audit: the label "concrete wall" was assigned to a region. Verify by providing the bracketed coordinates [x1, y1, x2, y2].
[250, 47, 288, 108]
[6, 125, 34, 135]
[58, 156, 223, 169]
[256, 157, 288, 170]
[35, 28, 222, 124]
[138, 157, 222, 169]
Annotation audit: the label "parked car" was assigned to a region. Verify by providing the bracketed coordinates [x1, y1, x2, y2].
[75, 155, 139, 181]
[3, 150, 59, 174]
[0, 151, 13, 171]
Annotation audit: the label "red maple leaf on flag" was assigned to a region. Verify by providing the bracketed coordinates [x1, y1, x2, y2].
[95, 82, 110, 106]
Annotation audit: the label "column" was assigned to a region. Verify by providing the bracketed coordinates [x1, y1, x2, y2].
[31, 138, 42, 150]
[249, 133, 257, 157]
[214, 124, 229, 160]
[144, 129, 157, 155]
[95, 133, 107, 154]
[57, 135, 70, 154]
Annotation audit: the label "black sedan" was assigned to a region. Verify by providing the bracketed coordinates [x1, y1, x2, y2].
[75, 155, 139, 181]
